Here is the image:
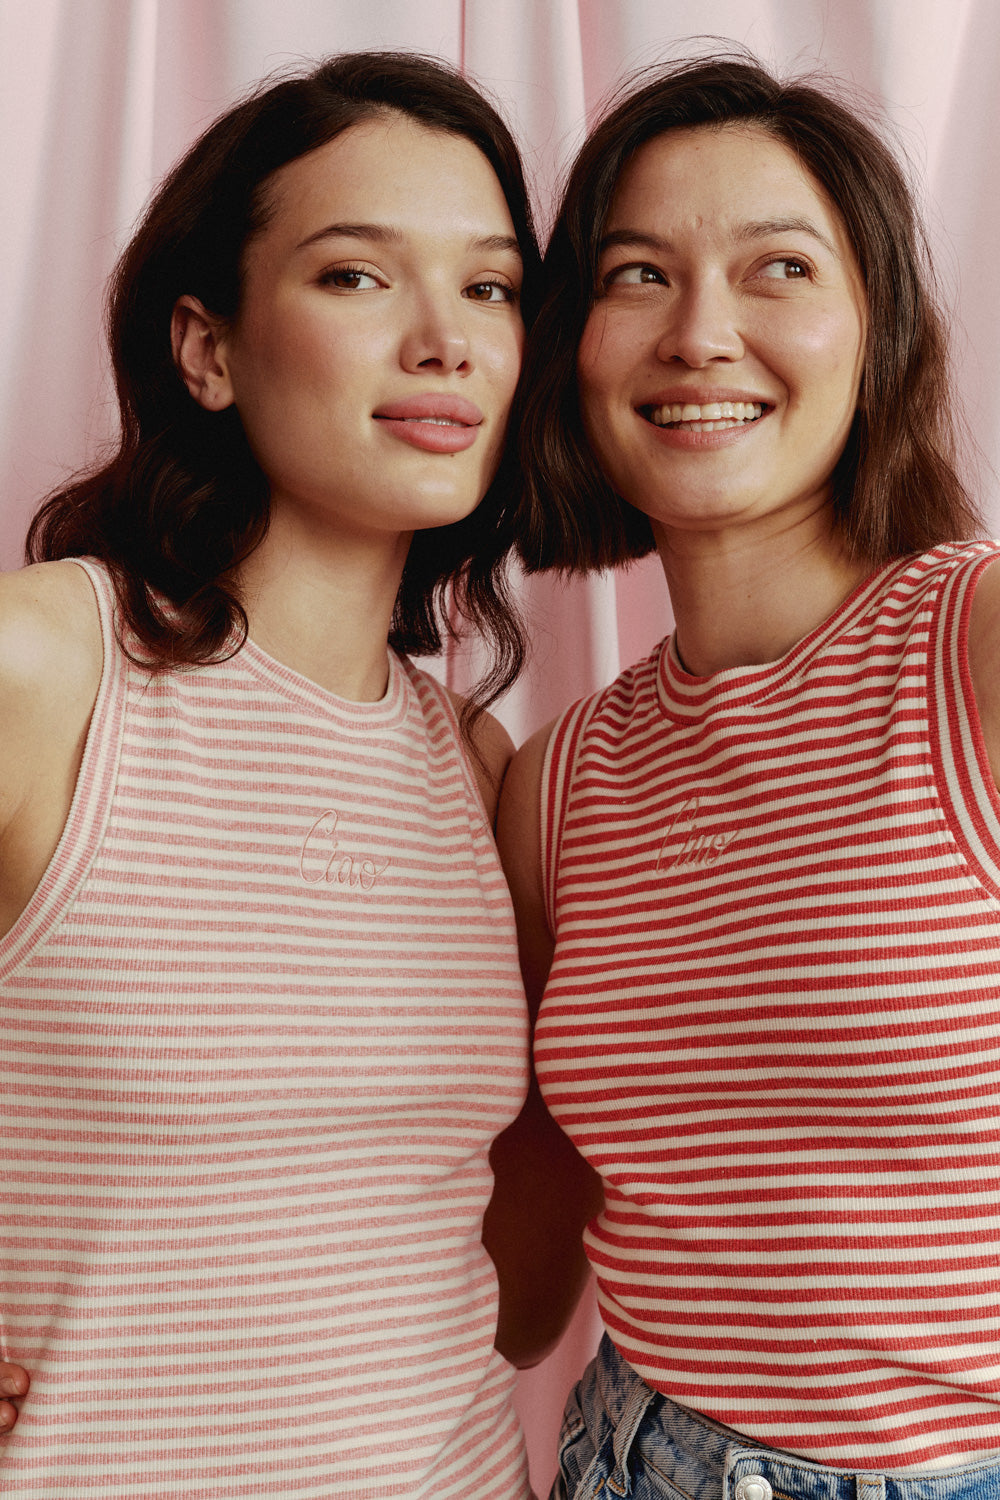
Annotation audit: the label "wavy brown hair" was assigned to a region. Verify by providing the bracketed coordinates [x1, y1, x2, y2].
[513, 53, 979, 573]
[27, 51, 541, 707]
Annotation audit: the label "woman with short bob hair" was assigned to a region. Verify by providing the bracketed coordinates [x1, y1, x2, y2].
[514, 54, 978, 573]
[0, 50, 541, 1496]
[496, 52, 1000, 1500]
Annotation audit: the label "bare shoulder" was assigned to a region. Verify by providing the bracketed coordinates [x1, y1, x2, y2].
[497, 720, 555, 872]
[444, 688, 515, 827]
[496, 720, 558, 1013]
[500, 720, 554, 812]
[967, 555, 1000, 787]
[0, 561, 104, 933]
[0, 561, 103, 805]
[0, 559, 102, 681]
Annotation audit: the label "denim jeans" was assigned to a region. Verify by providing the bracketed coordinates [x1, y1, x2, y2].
[552, 1336, 1000, 1500]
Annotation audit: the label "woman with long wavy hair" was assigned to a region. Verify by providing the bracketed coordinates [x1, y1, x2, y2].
[0, 50, 543, 1497]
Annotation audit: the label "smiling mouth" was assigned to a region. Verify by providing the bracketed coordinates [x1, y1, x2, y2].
[642, 400, 766, 431]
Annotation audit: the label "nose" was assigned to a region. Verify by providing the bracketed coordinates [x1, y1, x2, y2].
[656, 277, 743, 367]
[399, 289, 471, 375]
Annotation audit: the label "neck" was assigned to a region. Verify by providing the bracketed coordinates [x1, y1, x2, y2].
[655, 511, 874, 677]
[233, 511, 412, 701]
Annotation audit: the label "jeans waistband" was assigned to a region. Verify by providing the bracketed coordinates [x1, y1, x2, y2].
[592, 1336, 1000, 1500]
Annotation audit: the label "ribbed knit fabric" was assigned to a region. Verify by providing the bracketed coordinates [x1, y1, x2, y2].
[0, 559, 530, 1498]
[537, 541, 1000, 1471]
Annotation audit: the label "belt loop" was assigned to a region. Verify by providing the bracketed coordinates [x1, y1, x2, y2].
[604, 1379, 658, 1497]
[857, 1476, 885, 1500]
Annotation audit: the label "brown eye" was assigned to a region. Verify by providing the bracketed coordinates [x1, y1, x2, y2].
[464, 280, 515, 304]
[318, 267, 380, 290]
[759, 258, 810, 281]
[605, 263, 667, 288]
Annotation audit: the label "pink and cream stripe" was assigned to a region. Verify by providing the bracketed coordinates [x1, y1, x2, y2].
[0, 558, 529, 1498]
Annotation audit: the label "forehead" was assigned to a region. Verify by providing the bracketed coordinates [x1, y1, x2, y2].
[255, 115, 515, 248]
[606, 123, 853, 254]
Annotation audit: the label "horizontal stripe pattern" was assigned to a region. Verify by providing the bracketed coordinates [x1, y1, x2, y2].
[0, 559, 529, 1498]
[537, 542, 1000, 1470]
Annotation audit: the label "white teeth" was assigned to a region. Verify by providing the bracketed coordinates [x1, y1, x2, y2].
[647, 401, 764, 428]
[405, 416, 462, 426]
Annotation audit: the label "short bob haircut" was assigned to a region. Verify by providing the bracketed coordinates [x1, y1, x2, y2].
[514, 53, 979, 573]
[27, 51, 541, 707]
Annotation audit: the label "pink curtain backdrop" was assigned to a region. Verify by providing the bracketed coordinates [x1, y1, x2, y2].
[3, 2, 1000, 1491]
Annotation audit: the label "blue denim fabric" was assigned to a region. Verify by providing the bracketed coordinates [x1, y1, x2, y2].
[552, 1336, 1000, 1500]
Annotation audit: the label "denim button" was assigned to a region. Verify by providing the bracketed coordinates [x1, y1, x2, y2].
[736, 1477, 773, 1500]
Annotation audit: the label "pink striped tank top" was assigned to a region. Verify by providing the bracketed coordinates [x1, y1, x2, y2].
[537, 542, 1000, 1470]
[0, 558, 530, 1498]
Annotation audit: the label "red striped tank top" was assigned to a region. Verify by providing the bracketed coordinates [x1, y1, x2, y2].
[537, 542, 1000, 1470]
[0, 558, 530, 1498]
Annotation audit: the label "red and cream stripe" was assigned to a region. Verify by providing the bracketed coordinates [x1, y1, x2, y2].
[537, 542, 1000, 1471]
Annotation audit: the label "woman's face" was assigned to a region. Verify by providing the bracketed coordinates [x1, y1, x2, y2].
[209, 115, 525, 543]
[576, 124, 867, 545]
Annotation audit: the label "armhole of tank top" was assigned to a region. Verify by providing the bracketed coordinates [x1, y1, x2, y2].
[0, 558, 128, 978]
[397, 658, 492, 828]
[927, 545, 1000, 901]
[539, 696, 599, 939]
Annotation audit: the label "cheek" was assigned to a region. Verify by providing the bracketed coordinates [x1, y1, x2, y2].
[576, 317, 627, 461]
[491, 321, 526, 403]
[226, 324, 316, 412]
[576, 307, 612, 400]
[782, 303, 866, 396]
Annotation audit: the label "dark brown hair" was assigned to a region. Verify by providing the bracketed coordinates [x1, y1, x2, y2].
[27, 51, 541, 706]
[514, 53, 979, 573]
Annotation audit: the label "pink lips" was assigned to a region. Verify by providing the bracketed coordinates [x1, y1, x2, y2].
[373, 394, 484, 455]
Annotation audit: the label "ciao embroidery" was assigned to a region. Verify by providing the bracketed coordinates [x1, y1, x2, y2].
[656, 794, 737, 872]
[299, 809, 391, 891]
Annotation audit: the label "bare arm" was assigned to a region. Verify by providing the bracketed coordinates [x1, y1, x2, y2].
[484, 723, 603, 1368]
[0, 562, 103, 936]
[0, 562, 102, 1426]
[447, 691, 515, 829]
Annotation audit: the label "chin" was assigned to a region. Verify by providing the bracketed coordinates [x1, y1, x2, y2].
[411, 488, 491, 531]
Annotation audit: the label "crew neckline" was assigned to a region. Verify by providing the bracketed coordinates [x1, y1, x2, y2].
[71, 555, 414, 730]
[238, 634, 410, 729]
[656, 553, 907, 722]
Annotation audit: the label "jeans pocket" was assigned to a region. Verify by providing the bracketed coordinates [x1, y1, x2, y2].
[631, 1447, 705, 1500]
[556, 1387, 590, 1481]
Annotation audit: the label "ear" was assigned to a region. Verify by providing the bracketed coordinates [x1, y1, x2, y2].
[171, 295, 236, 411]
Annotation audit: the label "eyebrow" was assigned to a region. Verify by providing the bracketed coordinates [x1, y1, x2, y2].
[599, 216, 838, 258]
[297, 221, 522, 257]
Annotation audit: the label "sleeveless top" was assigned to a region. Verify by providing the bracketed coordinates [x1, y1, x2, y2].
[0, 558, 530, 1498]
[537, 541, 1000, 1471]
